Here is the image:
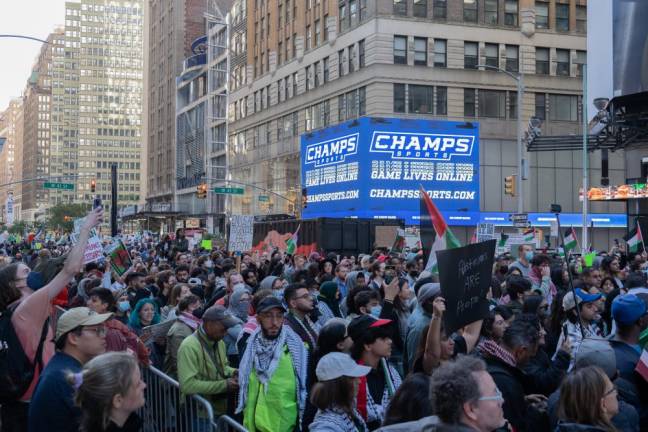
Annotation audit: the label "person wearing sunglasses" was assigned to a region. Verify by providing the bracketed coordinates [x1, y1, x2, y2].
[28, 307, 112, 432]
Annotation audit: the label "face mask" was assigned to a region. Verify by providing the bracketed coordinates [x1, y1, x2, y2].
[233, 283, 247, 292]
[27, 271, 45, 290]
[525, 251, 534, 261]
[118, 301, 131, 312]
[235, 301, 250, 320]
[499, 265, 509, 274]
[205, 260, 214, 268]
[370, 305, 382, 318]
[273, 289, 285, 300]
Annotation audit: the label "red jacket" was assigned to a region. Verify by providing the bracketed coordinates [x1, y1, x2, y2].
[104, 318, 150, 365]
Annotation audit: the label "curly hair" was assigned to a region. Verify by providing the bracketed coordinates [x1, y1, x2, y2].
[430, 355, 486, 424]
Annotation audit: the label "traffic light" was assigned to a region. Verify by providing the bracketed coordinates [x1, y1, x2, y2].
[504, 175, 516, 197]
[90, 179, 96, 193]
[196, 183, 208, 199]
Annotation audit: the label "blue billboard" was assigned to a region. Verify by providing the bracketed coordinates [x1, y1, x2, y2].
[301, 117, 480, 224]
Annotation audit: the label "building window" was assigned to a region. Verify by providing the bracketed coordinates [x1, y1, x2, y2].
[314, 61, 320, 87]
[464, 89, 476, 117]
[549, 94, 578, 121]
[414, 37, 427, 66]
[306, 25, 312, 50]
[349, 44, 355, 73]
[314, 20, 321, 46]
[508, 91, 517, 119]
[485, 43, 499, 68]
[556, 49, 570, 76]
[339, 3, 347, 32]
[394, 84, 406, 113]
[323, 57, 329, 82]
[339, 87, 366, 120]
[339, 50, 345, 77]
[434, 39, 447, 67]
[535, 93, 546, 120]
[394, 0, 407, 15]
[464, 0, 477, 23]
[479, 90, 506, 118]
[485, 0, 498, 26]
[414, 0, 428, 17]
[535, 1, 548, 29]
[436, 86, 448, 115]
[505, 45, 518, 73]
[292, 33, 297, 57]
[292, 72, 298, 96]
[278, 42, 283, 65]
[394, 35, 407, 64]
[350, 0, 358, 26]
[505, 0, 518, 26]
[409, 85, 434, 113]
[306, 66, 311, 91]
[323, 14, 329, 41]
[434, 0, 447, 18]
[575, 50, 586, 77]
[556, 4, 569, 32]
[359, 39, 365, 68]
[359, 87, 366, 115]
[464, 41, 478, 69]
[576, 5, 586, 33]
[535, 47, 549, 74]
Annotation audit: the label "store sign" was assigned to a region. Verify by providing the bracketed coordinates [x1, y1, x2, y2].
[301, 117, 480, 224]
[582, 183, 648, 201]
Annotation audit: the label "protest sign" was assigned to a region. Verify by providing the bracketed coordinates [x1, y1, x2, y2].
[228, 215, 254, 252]
[476, 223, 495, 242]
[437, 239, 495, 334]
[104, 240, 133, 276]
[201, 239, 212, 250]
[71, 217, 103, 264]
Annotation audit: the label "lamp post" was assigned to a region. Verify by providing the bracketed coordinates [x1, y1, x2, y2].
[475, 63, 525, 214]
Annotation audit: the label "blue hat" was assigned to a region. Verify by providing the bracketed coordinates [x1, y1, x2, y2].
[612, 294, 648, 326]
[562, 288, 602, 311]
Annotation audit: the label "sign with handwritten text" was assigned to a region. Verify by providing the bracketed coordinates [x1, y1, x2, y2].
[437, 239, 495, 334]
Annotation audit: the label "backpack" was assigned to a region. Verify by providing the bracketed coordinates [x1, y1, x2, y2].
[0, 304, 50, 403]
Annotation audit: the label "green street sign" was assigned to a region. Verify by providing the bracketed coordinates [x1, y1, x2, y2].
[44, 182, 74, 190]
[213, 187, 244, 195]
[258, 195, 270, 202]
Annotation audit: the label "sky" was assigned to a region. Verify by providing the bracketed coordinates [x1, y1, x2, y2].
[0, 0, 67, 109]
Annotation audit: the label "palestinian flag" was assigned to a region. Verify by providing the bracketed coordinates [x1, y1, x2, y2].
[564, 227, 578, 252]
[523, 228, 535, 243]
[391, 229, 406, 253]
[625, 225, 644, 253]
[286, 224, 300, 255]
[498, 233, 509, 248]
[636, 349, 648, 383]
[419, 185, 461, 273]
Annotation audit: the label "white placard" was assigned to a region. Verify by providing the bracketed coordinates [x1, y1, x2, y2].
[228, 215, 254, 252]
[71, 217, 104, 264]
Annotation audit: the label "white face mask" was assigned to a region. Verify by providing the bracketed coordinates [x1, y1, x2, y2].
[205, 260, 214, 268]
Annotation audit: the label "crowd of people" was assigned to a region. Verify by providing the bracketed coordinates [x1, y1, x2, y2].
[1, 208, 648, 431]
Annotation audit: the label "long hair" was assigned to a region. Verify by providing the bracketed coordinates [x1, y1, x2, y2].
[383, 373, 432, 425]
[67, 352, 140, 432]
[557, 366, 617, 431]
[129, 298, 161, 330]
[0, 263, 21, 311]
[309, 376, 355, 413]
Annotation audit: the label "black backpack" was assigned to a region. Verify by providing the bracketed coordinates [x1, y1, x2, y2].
[0, 304, 49, 403]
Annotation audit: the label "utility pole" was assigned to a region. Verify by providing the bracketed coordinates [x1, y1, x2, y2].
[111, 164, 117, 236]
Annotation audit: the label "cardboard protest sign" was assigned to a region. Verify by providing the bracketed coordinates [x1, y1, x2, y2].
[104, 240, 133, 276]
[228, 215, 254, 252]
[71, 217, 103, 264]
[437, 239, 495, 334]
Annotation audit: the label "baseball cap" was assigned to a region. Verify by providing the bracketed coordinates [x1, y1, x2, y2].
[316, 352, 371, 381]
[201, 305, 240, 328]
[562, 288, 602, 311]
[612, 294, 648, 325]
[348, 315, 392, 343]
[188, 277, 203, 286]
[418, 283, 441, 304]
[573, 338, 616, 379]
[256, 296, 287, 314]
[55, 307, 112, 342]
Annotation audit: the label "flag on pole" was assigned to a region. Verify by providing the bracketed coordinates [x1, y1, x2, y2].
[522, 228, 535, 243]
[419, 185, 461, 273]
[286, 224, 300, 255]
[564, 227, 578, 252]
[624, 225, 644, 253]
[635, 349, 648, 383]
[498, 233, 509, 248]
[390, 228, 406, 253]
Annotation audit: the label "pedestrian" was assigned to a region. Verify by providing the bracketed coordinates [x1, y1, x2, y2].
[237, 296, 309, 432]
[68, 351, 145, 431]
[309, 352, 371, 432]
[556, 366, 619, 431]
[28, 307, 111, 432]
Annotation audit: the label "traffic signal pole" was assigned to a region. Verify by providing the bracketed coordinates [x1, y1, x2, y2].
[111, 164, 117, 236]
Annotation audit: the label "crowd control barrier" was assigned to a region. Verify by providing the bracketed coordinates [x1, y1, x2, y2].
[139, 365, 247, 432]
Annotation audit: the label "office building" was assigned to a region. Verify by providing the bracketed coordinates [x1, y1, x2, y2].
[0, 98, 24, 221]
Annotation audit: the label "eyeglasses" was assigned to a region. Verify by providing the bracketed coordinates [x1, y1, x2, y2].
[603, 385, 617, 398]
[81, 326, 107, 337]
[294, 293, 312, 301]
[478, 387, 504, 402]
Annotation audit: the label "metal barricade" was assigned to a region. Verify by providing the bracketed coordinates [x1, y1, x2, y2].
[139, 365, 248, 432]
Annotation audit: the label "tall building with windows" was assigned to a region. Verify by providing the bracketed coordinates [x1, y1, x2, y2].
[226, 0, 623, 245]
[21, 31, 61, 221]
[0, 99, 24, 221]
[50, 0, 144, 215]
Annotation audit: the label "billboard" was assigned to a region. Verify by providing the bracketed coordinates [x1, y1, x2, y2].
[301, 117, 480, 225]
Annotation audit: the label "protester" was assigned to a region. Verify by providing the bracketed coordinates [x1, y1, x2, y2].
[128, 298, 161, 336]
[163, 294, 201, 377]
[28, 306, 111, 432]
[284, 283, 319, 354]
[610, 294, 648, 381]
[405, 282, 439, 371]
[601, 256, 624, 290]
[317, 281, 342, 326]
[555, 288, 604, 366]
[382, 373, 433, 427]
[510, 244, 534, 278]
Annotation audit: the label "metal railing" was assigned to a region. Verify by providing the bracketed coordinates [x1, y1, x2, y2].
[139, 365, 247, 432]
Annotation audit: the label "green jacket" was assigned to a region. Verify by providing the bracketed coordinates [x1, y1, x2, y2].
[163, 320, 194, 378]
[177, 327, 236, 415]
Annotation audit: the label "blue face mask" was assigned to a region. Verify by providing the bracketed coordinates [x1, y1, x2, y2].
[118, 301, 131, 312]
[370, 305, 382, 318]
[27, 271, 45, 290]
[525, 251, 534, 261]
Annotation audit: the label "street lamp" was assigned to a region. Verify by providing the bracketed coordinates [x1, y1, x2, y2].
[475, 63, 525, 214]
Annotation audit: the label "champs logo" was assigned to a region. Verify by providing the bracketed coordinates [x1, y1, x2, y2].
[370, 131, 475, 161]
[305, 133, 359, 167]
